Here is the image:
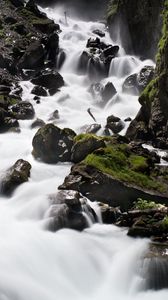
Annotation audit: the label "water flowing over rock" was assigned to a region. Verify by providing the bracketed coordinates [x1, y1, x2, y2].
[46, 190, 97, 231]
[0, 1, 168, 299]
[0, 159, 31, 196]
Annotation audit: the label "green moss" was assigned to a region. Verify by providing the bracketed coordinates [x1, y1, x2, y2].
[74, 133, 102, 143]
[161, 215, 168, 230]
[156, 0, 168, 65]
[133, 198, 164, 210]
[84, 144, 167, 193]
[139, 78, 158, 106]
[129, 155, 148, 172]
[0, 29, 5, 39]
[107, 0, 119, 21]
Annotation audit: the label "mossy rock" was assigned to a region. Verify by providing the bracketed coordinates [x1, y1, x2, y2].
[32, 124, 76, 164]
[71, 134, 106, 163]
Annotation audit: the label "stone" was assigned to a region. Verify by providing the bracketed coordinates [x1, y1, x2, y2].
[92, 29, 105, 37]
[106, 115, 125, 134]
[32, 124, 76, 163]
[122, 66, 155, 95]
[31, 86, 48, 97]
[9, 101, 35, 120]
[101, 82, 117, 103]
[18, 41, 45, 70]
[31, 70, 64, 95]
[31, 118, 45, 129]
[46, 190, 97, 231]
[71, 135, 105, 163]
[0, 159, 31, 196]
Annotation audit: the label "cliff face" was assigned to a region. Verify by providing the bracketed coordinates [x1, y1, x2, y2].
[107, 0, 163, 59]
[126, 0, 168, 149]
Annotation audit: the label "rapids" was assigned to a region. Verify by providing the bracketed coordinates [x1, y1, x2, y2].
[0, 4, 167, 300]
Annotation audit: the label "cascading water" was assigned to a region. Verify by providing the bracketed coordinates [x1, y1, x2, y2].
[0, 4, 167, 300]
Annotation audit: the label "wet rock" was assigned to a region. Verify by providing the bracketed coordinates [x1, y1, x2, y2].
[71, 135, 105, 163]
[106, 115, 125, 134]
[80, 124, 101, 134]
[124, 117, 132, 122]
[0, 107, 19, 133]
[31, 70, 64, 95]
[44, 32, 59, 62]
[137, 66, 155, 92]
[122, 73, 139, 95]
[48, 109, 59, 121]
[92, 29, 105, 38]
[46, 190, 96, 231]
[127, 207, 168, 239]
[0, 159, 31, 196]
[4, 16, 17, 25]
[31, 118, 45, 129]
[89, 82, 103, 99]
[31, 86, 48, 97]
[143, 243, 168, 290]
[10, 0, 24, 7]
[122, 66, 155, 95]
[107, 0, 163, 59]
[99, 202, 121, 224]
[14, 23, 28, 35]
[103, 45, 119, 58]
[9, 101, 35, 120]
[32, 124, 76, 163]
[18, 40, 45, 70]
[101, 82, 117, 103]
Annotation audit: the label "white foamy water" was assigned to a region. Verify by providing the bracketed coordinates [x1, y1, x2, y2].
[0, 5, 167, 300]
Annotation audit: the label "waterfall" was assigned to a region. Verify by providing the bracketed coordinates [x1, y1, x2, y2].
[0, 4, 167, 300]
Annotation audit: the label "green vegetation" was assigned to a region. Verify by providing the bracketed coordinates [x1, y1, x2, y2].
[107, 0, 119, 21]
[156, 0, 168, 65]
[74, 133, 103, 143]
[161, 215, 168, 230]
[84, 144, 167, 193]
[133, 198, 164, 210]
[0, 29, 5, 38]
[139, 79, 158, 106]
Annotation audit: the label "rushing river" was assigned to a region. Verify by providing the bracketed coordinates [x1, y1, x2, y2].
[0, 4, 167, 300]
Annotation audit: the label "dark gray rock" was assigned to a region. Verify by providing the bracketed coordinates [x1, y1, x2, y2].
[31, 118, 45, 129]
[32, 124, 76, 163]
[31, 70, 64, 95]
[0, 159, 31, 196]
[18, 41, 45, 70]
[31, 86, 48, 97]
[46, 190, 97, 231]
[9, 101, 35, 120]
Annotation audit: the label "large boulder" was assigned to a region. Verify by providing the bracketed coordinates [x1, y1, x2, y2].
[106, 115, 125, 134]
[32, 124, 76, 163]
[46, 190, 97, 231]
[31, 70, 64, 95]
[122, 66, 155, 95]
[0, 159, 31, 196]
[126, 2, 168, 149]
[59, 143, 168, 211]
[71, 134, 105, 163]
[18, 40, 45, 70]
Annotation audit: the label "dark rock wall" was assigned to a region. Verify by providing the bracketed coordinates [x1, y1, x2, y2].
[127, 0, 168, 149]
[107, 0, 163, 59]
